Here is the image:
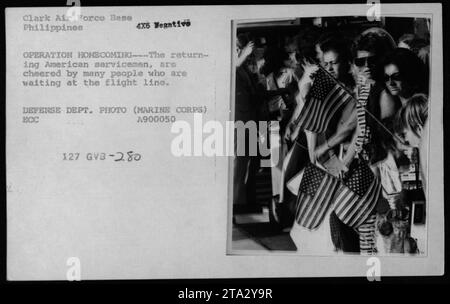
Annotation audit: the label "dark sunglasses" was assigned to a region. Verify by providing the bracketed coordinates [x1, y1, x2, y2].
[354, 55, 377, 67]
[384, 73, 402, 83]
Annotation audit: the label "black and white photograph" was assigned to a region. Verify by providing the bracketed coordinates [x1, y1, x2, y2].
[4, 2, 445, 281]
[231, 15, 431, 256]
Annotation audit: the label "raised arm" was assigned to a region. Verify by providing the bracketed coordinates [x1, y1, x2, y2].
[341, 115, 361, 169]
[314, 101, 357, 159]
[235, 41, 254, 68]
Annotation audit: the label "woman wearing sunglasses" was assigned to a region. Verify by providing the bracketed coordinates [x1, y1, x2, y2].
[383, 48, 428, 107]
[343, 30, 401, 166]
[384, 49, 428, 203]
[335, 29, 400, 255]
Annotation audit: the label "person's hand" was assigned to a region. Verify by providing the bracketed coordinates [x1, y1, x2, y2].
[240, 41, 254, 60]
[284, 124, 293, 142]
[301, 59, 319, 81]
[337, 164, 349, 179]
[314, 144, 329, 160]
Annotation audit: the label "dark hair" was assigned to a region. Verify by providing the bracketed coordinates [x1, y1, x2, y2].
[409, 38, 429, 54]
[383, 47, 429, 96]
[321, 36, 352, 64]
[320, 37, 355, 88]
[353, 31, 395, 59]
[295, 26, 322, 60]
[398, 33, 429, 54]
[353, 31, 396, 83]
[366, 86, 402, 164]
[398, 33, 416, 46]
[378, 116, 397, 155]
[317, 31, 338, 48]
[261, 46, 290, 76]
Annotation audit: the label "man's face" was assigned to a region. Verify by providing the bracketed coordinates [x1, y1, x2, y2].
[322, 50, 341, 79]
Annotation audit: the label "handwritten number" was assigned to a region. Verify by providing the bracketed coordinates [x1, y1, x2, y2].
[115, 152, 124, 162]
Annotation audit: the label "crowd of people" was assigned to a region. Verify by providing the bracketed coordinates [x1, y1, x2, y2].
[234, 22, 430, 255]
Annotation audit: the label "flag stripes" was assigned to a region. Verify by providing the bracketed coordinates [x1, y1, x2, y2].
[357, 214, 377, 254]
[334, 177, 381, 227]
[333, 160, 381, 228]
[295, 163, 340, 230]
[295, 69, 353, 133]
[289, 75, 383, 235]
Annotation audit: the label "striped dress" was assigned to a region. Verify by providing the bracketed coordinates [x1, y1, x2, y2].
[357, 214, 378, 254]
[354, 83, 378, 255]
[354, 84, 371, 158]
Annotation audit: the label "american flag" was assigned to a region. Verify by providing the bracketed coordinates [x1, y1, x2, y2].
[295, 163, 340, 230]
[295, 68, 353, 133]
[333, 159, 381, 228]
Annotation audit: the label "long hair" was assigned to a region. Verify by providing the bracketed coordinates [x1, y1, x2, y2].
[383, 48, 429, 96]
[295, 25, 323, 60]
[366, 85, 402, 164]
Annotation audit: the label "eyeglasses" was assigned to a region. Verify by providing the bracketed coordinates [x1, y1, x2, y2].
[384, 73, 402, 83]
[354, 55, 377, 67]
